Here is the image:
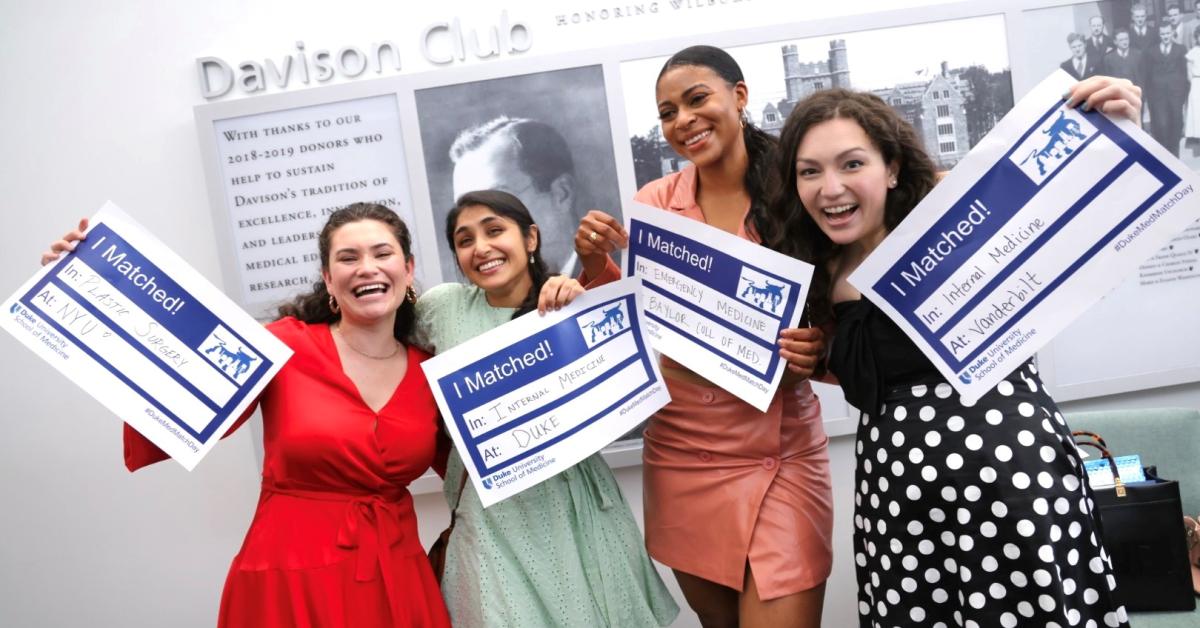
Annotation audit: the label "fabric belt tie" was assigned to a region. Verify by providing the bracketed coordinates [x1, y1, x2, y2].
[262, 481, 408, 622]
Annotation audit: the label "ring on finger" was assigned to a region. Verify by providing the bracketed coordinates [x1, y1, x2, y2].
[588, 230, 599, 242]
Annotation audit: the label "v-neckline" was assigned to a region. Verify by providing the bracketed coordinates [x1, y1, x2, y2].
[322, 323, 411, 415]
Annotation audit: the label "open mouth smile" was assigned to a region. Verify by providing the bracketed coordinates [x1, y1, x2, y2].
[352, 283, 389, 298]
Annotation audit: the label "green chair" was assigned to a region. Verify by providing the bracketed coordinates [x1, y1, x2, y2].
[1066, 407, 1200, 628]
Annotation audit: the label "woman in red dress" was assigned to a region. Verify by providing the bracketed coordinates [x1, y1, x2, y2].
[43, 203, 451, 628]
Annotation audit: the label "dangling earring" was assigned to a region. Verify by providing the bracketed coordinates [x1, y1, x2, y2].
[738, 109, 746, 129]
[328, 295, 340, 314]
[406, 286, 417, 304]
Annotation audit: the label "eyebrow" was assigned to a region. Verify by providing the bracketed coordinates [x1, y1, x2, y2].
[796, 146, 870, 163]
[657, 82, 710, 109]
[453, 214, 501, 237]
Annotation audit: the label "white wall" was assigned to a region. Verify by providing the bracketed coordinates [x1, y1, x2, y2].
[2, 1, 1196, 627]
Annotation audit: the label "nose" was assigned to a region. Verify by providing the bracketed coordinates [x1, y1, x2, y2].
[675, 107, 696, 129]
[821, 170, 846, 197]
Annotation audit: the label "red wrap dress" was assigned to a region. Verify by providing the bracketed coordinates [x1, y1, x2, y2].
[124, 317, 451, 628]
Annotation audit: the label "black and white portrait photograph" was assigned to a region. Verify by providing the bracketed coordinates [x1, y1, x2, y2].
[414, 65, 621, 281]
[621, 15, 1013, 188]
[1023, 0, 1200, 168]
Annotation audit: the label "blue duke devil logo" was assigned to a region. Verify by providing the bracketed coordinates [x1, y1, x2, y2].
[735, 267, 791, 317]
[1012, 107, 1097, 184]
[576, 301, 630, 348]
[200, 325, 261, 384]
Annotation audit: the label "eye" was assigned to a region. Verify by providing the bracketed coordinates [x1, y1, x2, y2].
[487, 226, 505, 236]
[455, 237, 472, 249]
[797, 166, 819, 177]
[688, 93, 708, 107]
[657, 108, 676, 121]
[844, 159, 865, 171]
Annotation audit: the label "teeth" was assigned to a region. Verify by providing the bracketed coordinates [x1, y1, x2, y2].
[353, 283, 387, 297]
[684, 130, 711, 146]
[478, 259, 505, 272]
[823, 204, 857, 215]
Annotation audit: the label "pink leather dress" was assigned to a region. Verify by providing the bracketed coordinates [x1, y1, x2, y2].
[585, 166, 833, 598]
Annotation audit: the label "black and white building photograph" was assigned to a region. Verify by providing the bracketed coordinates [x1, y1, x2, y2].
[414, 65, 622, 280]
[1023, 0, 1200, 168]
[622, 15, 1013, 188]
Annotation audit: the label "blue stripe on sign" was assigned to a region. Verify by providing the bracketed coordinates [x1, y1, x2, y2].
[628, 219, 805, 382]
[873, 103, 1179, 371]
[21, 225, 274, 442]
[437, 295, 658, 476]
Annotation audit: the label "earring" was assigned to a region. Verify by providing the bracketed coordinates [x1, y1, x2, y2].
[328, 295, 340, 314]
[406, 286, 417, 304]
[888, 176, 898, 189]
[738, 109, 746, 129]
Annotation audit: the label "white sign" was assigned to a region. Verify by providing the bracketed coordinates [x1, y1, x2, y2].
[1, 203, 292, 470]
[420, 278, 669, 507]
[211, 94, 415, 313]
[850, 71, 1200, 404]
[624, 201, 814, 411]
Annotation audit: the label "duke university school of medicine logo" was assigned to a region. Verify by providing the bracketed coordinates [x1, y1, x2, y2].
[1012, 107, 1097, 185]
[199, 325, 261, 384]
[576, 300, 630, 348]
[735, 266, 790, 316]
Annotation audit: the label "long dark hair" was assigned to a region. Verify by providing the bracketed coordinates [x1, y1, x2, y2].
[657, 45, 780, 240]
[444, 190, 552, 319]
[768, 88, 937, 326]
[277, 203, 416, 339]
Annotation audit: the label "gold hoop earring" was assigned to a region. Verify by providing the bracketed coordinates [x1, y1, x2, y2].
[406, 286, 417, 304]
[328, 295, 340, 314]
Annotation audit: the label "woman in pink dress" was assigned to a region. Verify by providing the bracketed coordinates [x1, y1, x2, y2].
[576, 46, 832, 628]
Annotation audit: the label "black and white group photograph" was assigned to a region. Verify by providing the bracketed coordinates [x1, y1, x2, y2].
[621, 15, 1013, 189]
[1023, 0, 1200, 168]
[414, 65, 622, 280]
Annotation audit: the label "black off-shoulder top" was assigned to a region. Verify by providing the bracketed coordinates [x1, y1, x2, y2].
[829, 298, 941, 415]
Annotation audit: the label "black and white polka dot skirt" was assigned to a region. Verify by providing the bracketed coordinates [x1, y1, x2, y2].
[852, 362, 1130, 628]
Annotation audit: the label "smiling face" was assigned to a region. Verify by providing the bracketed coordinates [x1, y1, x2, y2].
[654, 64, 748, 169]
[451, 133, 576, 272]
[322, 219, 413, 325]
[451, 204, 537, 303]
[793, 117, 898, 252]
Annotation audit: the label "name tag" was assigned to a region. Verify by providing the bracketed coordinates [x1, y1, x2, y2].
[1083, 454, 1146, 487]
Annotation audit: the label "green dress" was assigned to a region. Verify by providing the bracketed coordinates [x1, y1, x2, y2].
[412, 283, 678, 628]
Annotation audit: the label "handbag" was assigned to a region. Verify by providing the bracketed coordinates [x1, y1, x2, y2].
[1074, 431, 1196, 612]
[427, 471, 468, 583]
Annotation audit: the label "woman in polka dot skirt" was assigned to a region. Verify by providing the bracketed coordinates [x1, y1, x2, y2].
[765, 77, 1141, 627]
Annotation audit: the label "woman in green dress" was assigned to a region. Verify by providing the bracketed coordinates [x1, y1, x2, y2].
[412, 189, 679, 627]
